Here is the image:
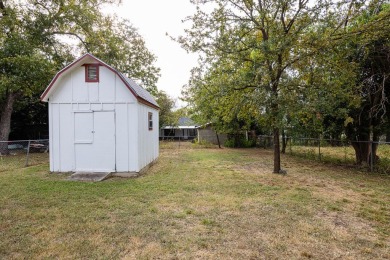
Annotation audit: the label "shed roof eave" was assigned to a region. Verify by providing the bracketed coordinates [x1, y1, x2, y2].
[40, 53, 159, 110]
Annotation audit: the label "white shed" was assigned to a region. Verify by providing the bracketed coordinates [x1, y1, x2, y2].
[41, 53, 159, 175]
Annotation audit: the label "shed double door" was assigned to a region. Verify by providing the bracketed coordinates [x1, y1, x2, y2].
[74, 111, 115, 172]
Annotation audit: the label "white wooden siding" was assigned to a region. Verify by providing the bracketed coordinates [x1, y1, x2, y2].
[49, 103, 74, 172]
[128, 104, 139, 171]
[48, 62, 158, 173]
[137, 103, 159, 171]
[49, 66, 136, 104]
[115, 103, 138, 172]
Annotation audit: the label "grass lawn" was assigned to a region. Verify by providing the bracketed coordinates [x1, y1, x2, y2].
[0, 142, 389, 259]
[0, 151, 49, 172]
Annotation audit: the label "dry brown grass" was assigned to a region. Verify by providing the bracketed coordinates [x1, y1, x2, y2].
[0, 141, 389, 259]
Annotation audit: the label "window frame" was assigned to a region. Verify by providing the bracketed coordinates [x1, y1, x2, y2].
[84, 64, 100, 82]
[148, 112, 153, 131]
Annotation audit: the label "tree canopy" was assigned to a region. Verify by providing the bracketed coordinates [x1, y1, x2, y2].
[156, 90, 176, 128]
[179, 0, 390, 172]
[0, 0, 160, 149]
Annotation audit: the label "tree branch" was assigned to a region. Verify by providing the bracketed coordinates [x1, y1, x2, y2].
[49, 31, 90, 52]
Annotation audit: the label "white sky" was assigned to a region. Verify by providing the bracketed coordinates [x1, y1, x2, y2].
[106, 0, 200, 107]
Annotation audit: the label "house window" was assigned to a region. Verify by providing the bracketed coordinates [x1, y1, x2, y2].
[85, 64, 99, 82]
[189, 129, 196, 137]
[164, 129, 175, 136]
[148, 112, 153, 130]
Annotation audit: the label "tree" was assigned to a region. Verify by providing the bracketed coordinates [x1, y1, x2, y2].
[0, 0, 107, 151]
[85, 19, 160, 94]
[179, 0, 367, 173]
[0, 7, 55, 151]
[0, 0, 160, 153]
[344, 4, 390, 165]
[155, 91, 176, 128]
[10, 93, 49, 140]
[182, 59, 264, 140]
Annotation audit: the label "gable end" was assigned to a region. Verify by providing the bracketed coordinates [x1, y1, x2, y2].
[40, 53, 159, 110]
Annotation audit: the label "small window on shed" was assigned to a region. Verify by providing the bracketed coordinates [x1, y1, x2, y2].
[148, 112, 153, 130]
[85, 64, 99, 82]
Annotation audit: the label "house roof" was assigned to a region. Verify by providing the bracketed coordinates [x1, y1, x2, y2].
[161, 117, 199, 129]
[40, 53, 159, 109]
[178, 117, 196, 126]
[161, 126, 198, 130]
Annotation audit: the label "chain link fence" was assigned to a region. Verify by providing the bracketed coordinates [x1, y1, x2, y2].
[161, 134, 390, 173]
[257, 135, 390, 174]
[160, 137, 197, 150]
[0, 139, 49, 172]
[3, 137, 386, 173]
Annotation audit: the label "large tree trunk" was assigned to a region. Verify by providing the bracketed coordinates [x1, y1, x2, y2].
[351, 141, 379, 166]
[351, 141, 370, 165]
[273, 127, 281, 173]
[0, 92, 16, 154]
[351, 132, 379, 166]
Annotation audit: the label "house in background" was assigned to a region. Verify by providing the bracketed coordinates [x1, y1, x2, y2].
[41, 53, 159, 175]
[160, 117, 199, 140]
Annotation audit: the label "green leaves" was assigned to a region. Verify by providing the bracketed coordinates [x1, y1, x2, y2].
[0, 55, 53, 94]
[85, 18, 160, 94]
[179, 0, 389, 170]
[0, 0, 160, 141]
[155, 91, 176, 128]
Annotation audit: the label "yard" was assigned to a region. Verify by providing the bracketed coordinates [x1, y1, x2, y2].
[0, 142, 389, 259]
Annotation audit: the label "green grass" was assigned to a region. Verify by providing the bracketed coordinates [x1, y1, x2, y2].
[0, 152, 48, 172]
[0, 142, 389, 259]
[289, 143, 390, 173]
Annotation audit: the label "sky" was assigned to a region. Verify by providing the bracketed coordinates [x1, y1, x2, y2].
[105, 0, 200, 107]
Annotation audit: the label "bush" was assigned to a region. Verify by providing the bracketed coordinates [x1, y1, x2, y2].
[244, 139, 257, 148]
[224, 139, 236, 148]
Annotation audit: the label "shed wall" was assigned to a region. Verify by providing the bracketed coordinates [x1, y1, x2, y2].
[49, 103, 75, 172]
[138, 103, 159, 171]
[48, 65, 145, 173]
[49, 103, 140, 172]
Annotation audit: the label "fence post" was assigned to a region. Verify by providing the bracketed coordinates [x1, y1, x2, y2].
[318, 135, 321, 161]
[344, 140, 347, 163]
[25, 140, 31, 167]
